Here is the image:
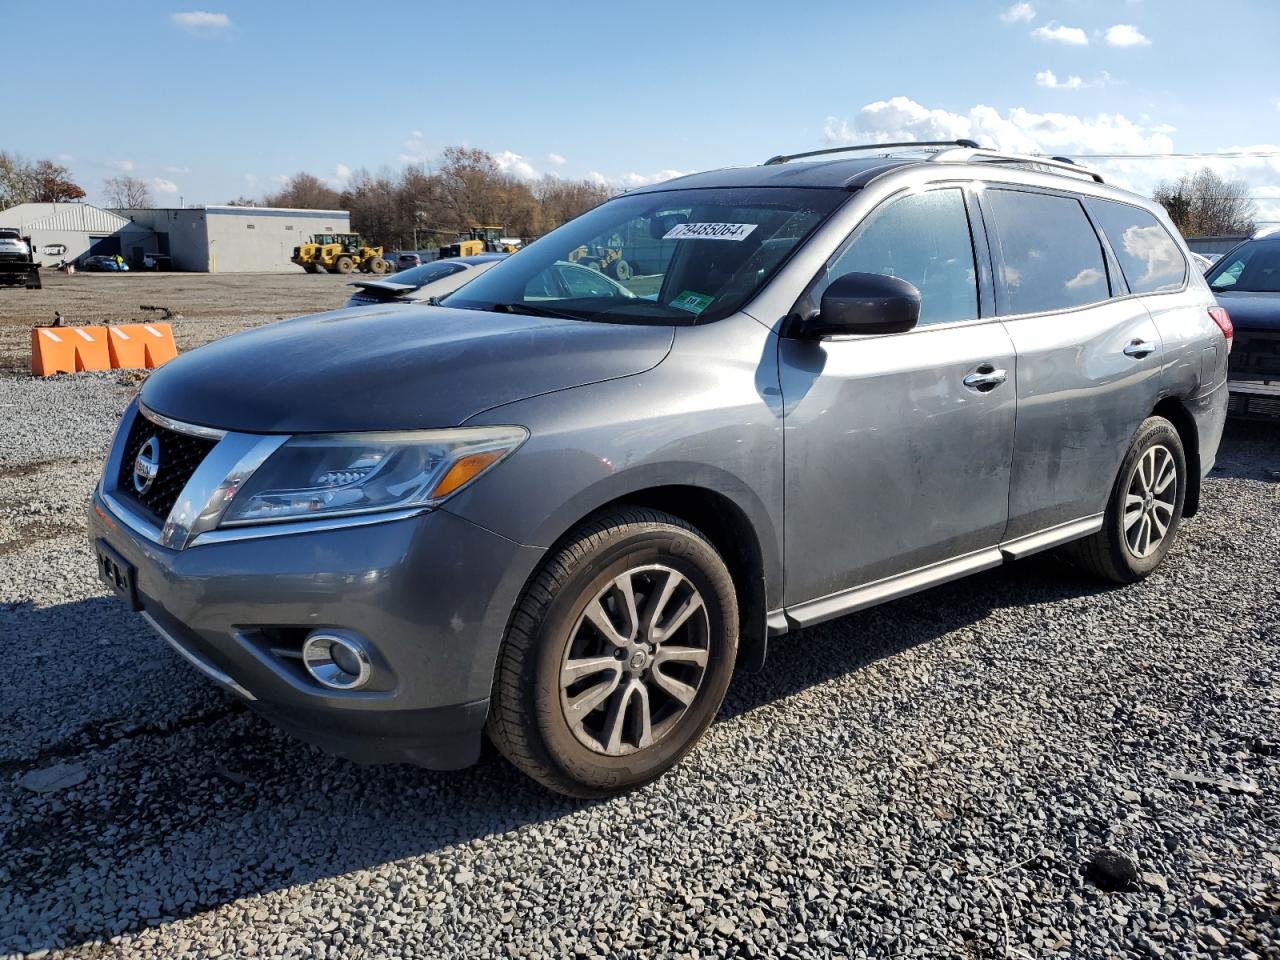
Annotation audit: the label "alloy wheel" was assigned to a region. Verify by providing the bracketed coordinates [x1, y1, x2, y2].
[1123, 444, 1177, 559]
[558, 564, 711, 756]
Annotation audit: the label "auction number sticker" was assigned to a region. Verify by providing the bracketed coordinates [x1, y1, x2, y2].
[672, 290, 715, 315]
[662, 222, 758, 241]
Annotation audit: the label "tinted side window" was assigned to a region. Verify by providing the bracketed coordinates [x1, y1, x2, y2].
[1087, 200, 1186, 294]
[824, 189, 978, 327]
[986, 190, 1109, 314]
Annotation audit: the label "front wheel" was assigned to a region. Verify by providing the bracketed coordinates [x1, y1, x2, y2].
[487, 508, 738, 798]
[1065, 416, 1186, 583]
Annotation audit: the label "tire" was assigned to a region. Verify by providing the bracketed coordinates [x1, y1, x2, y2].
[1065, 416, 1187, 584]
[303, 263, 320, 274]
[486, 508, 739, 798]
[334, 256, 355, 274]
[610, 258, 633, 281]
[368, 257, 389, 275]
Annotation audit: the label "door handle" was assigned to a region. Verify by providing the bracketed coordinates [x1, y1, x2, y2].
[963, 366, 1008, 391]
[1123, 339, 1156, 359]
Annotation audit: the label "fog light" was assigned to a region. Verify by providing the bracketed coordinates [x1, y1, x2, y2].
[301, 631, 372, 690]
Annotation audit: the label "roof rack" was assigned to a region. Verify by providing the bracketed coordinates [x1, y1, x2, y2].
[763, 140, 981, 166]
[928, 147, 1105, 184]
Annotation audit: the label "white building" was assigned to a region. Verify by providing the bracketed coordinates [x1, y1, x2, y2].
[0, 202, 154, 267]
[0, 202, 352, 272]
[119, 206, 351, 272]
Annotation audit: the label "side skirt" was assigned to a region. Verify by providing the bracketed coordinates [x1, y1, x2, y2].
[768, 514, 1104, 636]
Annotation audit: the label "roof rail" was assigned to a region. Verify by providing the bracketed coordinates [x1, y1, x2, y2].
[763, 140, 981, 166]
[929, 147, 1105, 184]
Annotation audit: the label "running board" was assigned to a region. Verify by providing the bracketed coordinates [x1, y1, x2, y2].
[998, 514, 1103, 560]
[783, 548, 1004, 631]
[773, 514, 1104, 635]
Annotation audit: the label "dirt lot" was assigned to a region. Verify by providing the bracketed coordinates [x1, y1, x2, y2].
[0, 270, 355, 377]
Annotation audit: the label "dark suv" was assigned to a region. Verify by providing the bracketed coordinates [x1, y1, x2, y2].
[90, 142, 1230, 797]
[1206, 234, 1280, 417]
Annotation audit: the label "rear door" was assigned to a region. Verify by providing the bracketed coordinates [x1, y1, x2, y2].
[981, 187, 1162, 541]
[780, 185, 1017, 613]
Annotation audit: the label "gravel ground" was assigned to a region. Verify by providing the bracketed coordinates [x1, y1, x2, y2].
[1, 348, 1278, 957]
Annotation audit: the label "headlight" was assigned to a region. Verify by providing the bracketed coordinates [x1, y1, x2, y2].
[220, 426, 527, 526]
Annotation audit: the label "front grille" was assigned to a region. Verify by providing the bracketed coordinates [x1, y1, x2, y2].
[116, 413, 218, 523]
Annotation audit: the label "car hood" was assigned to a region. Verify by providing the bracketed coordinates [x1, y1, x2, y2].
[141, 304, 674, 432]
[1214, 291, 1280, 331]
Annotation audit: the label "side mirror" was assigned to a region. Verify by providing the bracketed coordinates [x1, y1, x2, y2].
[798, 272, 920, 338]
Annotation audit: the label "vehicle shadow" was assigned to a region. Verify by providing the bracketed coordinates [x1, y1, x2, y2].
[1207, 417, 1280, 481]
[0, 550, 1113, 954]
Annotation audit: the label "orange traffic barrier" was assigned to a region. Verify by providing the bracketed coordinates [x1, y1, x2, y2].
[130, 323, 177, 368]
[31, 325, 111, 376]
[32, 322, 178, 376]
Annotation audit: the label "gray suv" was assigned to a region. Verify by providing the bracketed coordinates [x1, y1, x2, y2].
[90, 142, 1230, 797]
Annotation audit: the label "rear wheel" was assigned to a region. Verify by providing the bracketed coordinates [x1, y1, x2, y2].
[368, 257, 389, 275]
[611, 258, 633, 281]
[334, 256, 354, 274]
[487, 508, 738, 798]
[1065, 416, 1186, 583]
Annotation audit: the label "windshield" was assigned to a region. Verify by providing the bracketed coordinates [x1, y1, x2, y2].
[1207, 240, 1280, 293]
[392, 260, 466, 287]
[442, 187, 846, 323]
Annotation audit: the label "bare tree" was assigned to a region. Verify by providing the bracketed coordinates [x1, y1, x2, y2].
[1154, 168, 1256, 237]
[1, 153, 86, 207]
[257, 148, 622, 247]
[263, 173, 341, 210]
[103, 175, 153, 209]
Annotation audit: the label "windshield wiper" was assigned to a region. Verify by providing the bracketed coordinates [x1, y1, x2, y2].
[491, 302, 585, 320]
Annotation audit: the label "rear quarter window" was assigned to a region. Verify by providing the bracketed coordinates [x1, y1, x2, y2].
[985, 189, 1110, 315]
[1086, 199, 1186, 294]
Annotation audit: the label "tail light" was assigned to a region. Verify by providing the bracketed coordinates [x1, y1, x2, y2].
[1208, 306, 1233, 351]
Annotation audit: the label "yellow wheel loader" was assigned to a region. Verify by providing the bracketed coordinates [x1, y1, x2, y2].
[292, 234, 389, 275]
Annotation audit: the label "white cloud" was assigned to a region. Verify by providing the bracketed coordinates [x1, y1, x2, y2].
[547, 153, 567, 166]
[152, 178, 179, 194]
[1036, 69, 1110, 90]
[1036, 69, 1084, 90]
[56, 152, 74, 162]
[1032, 23, 1089, 45]
[111, 160, 134, 172]
[399, 131, 432, 164]
[166, 165, 191, 174]
[1104, 24, 1151, 46]
[321, 164, 353, 190]
[587, 169, 689, 189]
[1000, 3, 1035, 23]
[821, 96, 1280, 225]
[493, 150, 538, 180]
[172, 11, 231, 31]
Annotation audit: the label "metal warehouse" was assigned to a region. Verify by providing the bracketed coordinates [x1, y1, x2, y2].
[0, 202, 154, 267]
[119, 206, 351, 272]
[0, 202, 350, 272]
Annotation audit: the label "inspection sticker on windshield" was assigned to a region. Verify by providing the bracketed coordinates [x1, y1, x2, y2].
[672, 290, 715, 315]
[663, 222, 758, 242]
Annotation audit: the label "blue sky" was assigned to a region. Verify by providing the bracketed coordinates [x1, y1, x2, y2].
[9, 1, 1280, 218]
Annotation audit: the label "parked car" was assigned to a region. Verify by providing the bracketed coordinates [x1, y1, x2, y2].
[82, 255, 128, 272]
[1190, 252, 1214, 273]
[90, 142, 1229, 797]
[343, 254, 507, 307]
[394, 252, 421, 272]
[1205, 234, 1280, 417]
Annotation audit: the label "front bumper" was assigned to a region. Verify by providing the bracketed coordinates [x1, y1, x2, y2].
[90, 490, 543, 769]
